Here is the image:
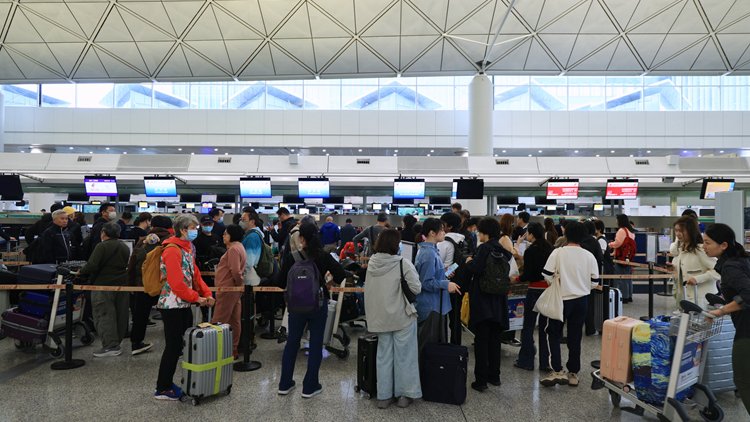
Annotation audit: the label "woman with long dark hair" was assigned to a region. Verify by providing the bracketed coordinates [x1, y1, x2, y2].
[544, 217, 558, 246]
[669, 215, 719, 309]
[514, 222, 554, 370]
[704, 224, 750, 415]
[608, 214, 636, 303]
[275, 223, 347, 399]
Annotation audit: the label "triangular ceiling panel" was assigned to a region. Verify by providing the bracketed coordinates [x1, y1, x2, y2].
[734, 47, 750, 69]
[215, 0, 267, 35]
[137, 41, 175, 74]
[4, 9, 45, 43]
[628, 33, 668, 67]
[691, 40, 727, 70]
[451, 1, 494, 36]
[655, 38, 708, 70]
[95, 8, 133, 42]
[360, 36, 400, 70]
[0, 49, 26, 80]
[213, 7, 263, 40]
[157, 46, 193, 78]
[579, 1, 619, 34]
[445, 0, 486, 31]
[629, 1, 684, 33]
[322, 41, 357, 74]
[183, 47, 229, 77]
[47, 43, 87, 75]
[568, 35, 617, 68]
[307, 4, 351, 38]
[118, 8, 175, 42]
[274, 38, 316, 71]
[309, 0, 355, 33]
[405, 39, 443, 72]
[440, 40, 478, 71]
[716, 34, 750, 67]
[401, 2, 440, 36]
[356, 41, 395, 73]
[537, 0, 586, 30]
[701, 0, 735, 30]
[240, 44, 275, 77]
[6, 48, 63, 79]
[269, 44, 312, 75]
[0, 3, 11, 25]
[312, 38, 352, 71]
[66, 2, 108, 39]
[607, 39, 643, 71]
[354, 0, 395, 33]
[606, 0, 638, 29]
[117, 2, 177, 36]
[410, 0, 449, 31]
[362, 1, 400, 37]
[224, 39, 263, 73]
[95, 47, 146, 78]
[273, 3, 312, 39]
[718, 0, 750, 28]
[162, 1, 204, 38]
[524, 39, 560, 71]
[22, 3, 85, 38]
[4, 43, 63, 74]
[185, 6, 223, 41]
[669, 1, 709, 34]
[651, 33, 706, 67]
[719, 15, 750, 34]
[73, 49, 110, 79]
[400, 36, 440, 69]
[185, 40, 233, 73]
[258, 0, 299, 35]
[488, 38, 533, 71]
[486, 34, 533, 63]
[489, 3, 530, 34]
[95, 42, 149, 74]
[538, 34, 577, 67]
[450, 35, 487, 64]
[570, 39, 619, 70]
[540, 2, 589, 34]
[513, 0, 544, 30]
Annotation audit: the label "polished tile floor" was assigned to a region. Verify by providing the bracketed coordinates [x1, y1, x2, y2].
[0, 293, 746, 421]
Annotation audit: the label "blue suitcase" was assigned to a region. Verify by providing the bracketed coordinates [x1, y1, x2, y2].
[18, 292, 83, 320]
[17, 264, 58, 285]
[19, 291, 54, 305]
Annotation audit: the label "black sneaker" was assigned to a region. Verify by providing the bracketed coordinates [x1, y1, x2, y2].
[132, 342, 154, 355]
[146, 320, 157, 327]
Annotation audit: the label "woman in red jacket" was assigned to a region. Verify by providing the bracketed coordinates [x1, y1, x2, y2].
[154, 214, 214, 401]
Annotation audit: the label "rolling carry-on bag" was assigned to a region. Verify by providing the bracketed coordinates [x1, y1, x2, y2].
[600, 316, 640, 384]
[355, 334, 378, 398]
[17, 264, 58, 285]
[0, 307, 49, 345]
[181, 322, 234, 405]
[702, 316, 736, 394]
[322, 299, 337, 345]
[594, 286, 622, 333]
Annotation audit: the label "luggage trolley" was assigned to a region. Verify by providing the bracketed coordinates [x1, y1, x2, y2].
[591, 309, 725, 422]
[324, 279, 352, 360]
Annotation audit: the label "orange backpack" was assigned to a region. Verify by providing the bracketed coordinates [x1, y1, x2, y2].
[142, 243, 179, 296]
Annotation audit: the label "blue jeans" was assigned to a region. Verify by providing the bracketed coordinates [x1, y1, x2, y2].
[614, 264, 633, 300]
[376, 320, 422, 400]
[516, 288, 549, 369]
[539, 296, 588, 373]
[279, 300, 328, 394]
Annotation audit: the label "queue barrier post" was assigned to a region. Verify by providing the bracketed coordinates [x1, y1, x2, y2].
[234, 284, 261, 372]
[51, 280, 86, 371]
[259, 289, 280, 340]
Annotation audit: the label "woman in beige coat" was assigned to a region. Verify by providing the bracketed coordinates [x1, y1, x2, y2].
[670, 215, 719, 309]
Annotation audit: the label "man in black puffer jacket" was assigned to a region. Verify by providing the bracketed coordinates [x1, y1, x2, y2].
[40, 210, 74, 264]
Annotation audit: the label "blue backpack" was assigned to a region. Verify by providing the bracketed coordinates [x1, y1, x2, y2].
[284, 250, 324, 314]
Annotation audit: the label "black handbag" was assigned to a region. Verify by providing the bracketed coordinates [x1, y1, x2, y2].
[400, 259, 417, 304]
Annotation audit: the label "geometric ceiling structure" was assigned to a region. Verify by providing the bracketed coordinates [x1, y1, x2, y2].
[0, 0, 748, 84]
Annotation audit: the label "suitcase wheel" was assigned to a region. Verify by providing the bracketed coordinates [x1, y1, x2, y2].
[225, 385, 232, 396]
[179, 394, 188, 403]
[14, 340, 33, 350]
[50, 344, 64, 359]
[191, 397, 200, 406]
[354, 386, 361, 393]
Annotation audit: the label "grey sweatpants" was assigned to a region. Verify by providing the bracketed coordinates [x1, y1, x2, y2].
[91, 291, 129, 349]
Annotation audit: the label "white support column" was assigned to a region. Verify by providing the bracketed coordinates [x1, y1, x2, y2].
[0, 91, 4, 152]
[468, 74, 493, 157]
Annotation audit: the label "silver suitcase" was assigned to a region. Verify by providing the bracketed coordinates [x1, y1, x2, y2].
[181, 323, 234, 405]
[702, 316, 736, 394]
[594, 287, 622, 332]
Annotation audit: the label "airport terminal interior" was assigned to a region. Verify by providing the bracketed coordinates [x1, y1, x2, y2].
[1, 0, 750, 420]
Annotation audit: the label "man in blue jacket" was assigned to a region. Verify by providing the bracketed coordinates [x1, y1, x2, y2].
[319, 216, 341, 254]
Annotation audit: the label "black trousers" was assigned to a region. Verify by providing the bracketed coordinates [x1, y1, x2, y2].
[474, 320, 503, 386]
[585, 291, 597, 336]
[156, 308, 193, 392]
[448, 293, 462, 345]
[130, 292, 157, 345]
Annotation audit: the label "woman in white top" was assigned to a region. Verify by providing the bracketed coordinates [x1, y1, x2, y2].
[538, 221, 599, 389]
[669, 215, 719, 309]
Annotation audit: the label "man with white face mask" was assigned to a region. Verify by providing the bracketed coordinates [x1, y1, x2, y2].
[86, 202, 117, 259]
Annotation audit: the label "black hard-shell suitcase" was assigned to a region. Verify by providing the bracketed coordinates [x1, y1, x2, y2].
[17, 264, 58, 285]
[355, 334, 378, 398]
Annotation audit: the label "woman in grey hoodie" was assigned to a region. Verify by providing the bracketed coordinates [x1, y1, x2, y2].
[364, 229, 422, 410]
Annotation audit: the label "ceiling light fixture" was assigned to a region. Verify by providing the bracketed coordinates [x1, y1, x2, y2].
[89, 151, 93, 154]
[322, 149, 326, 152]
[683, 150, 687, 153]
[191, 152, 195, 155]
[123, 152, 127, 154]
[528, 154, 532, 157]
[502, 150, 506, 153]
[393, 154, 397, 156]
[698, 154, 702, 157]
[494, 154, 498, 157]
[394, 150, 398, 152]
[427, 154, 430, 156]
[250, 149, 254, 152]
[720, 150, 724, 153]
[225, 152, 229, 155]
[611, 150, 615, 153]
[538, 150, 542, 153]
[596, 154, 600, 157]
[178, 148, 182, 151]
[214, 148, 218, 152]
[326, 153, 329, 156]
[647, 150, 651, 153]
[574, 150, 578, 153]
[69, 147, 73, 150]
[290, 149, 295, 152]
[358, 149, 362, 152]
[630, 154, 634, 157]
[430, 150, 434, 153]
[142, 148, 146, 151]
[20, 151, 25, 153]
[105, 147, 110, 150]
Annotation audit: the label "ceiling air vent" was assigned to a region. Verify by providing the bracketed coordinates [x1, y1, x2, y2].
[218, 157, 232, 164]
[635, 159, 650, 165]
[356, 159, 370, 164]
[495, 159, 510, 165]
[77, 156, 92, 162]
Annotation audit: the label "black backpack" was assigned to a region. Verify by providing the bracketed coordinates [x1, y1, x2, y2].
[478, 245, 512, 295]
[598, 235, 614, 274]
[445, 237, 471, 288]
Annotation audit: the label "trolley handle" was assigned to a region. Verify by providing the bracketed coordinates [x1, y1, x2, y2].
[679, 300, 717, 320]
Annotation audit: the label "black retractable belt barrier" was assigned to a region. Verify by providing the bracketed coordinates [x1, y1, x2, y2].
[234, 284, 261, 372]
[640, 262, 655, 322]
[51, 279, 86, 370]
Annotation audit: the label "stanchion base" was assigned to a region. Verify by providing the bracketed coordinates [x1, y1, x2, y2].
[656, 292, 671, 297]
[640, 316, 650, 321]
[260, 332, 280, 340]
[51, 359, 85, 371]
[234, 361, 262, 372]
[591, 360, 601, 369]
